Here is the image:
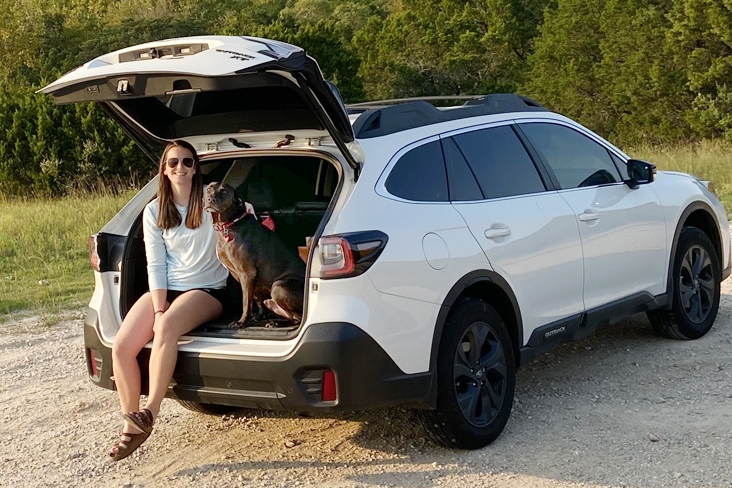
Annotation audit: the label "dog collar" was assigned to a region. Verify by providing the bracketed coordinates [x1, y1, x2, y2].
[214, 211, 248, 242]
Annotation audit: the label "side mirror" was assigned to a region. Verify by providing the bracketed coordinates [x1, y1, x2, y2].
[625, 159, 656, 189]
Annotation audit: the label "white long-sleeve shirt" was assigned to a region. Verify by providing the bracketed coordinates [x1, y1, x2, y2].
[142, 199, 228, 291]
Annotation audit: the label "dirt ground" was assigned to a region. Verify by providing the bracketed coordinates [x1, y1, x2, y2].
[1, 277, 731, 488]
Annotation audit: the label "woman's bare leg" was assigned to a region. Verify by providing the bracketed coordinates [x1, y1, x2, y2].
[111, 292, 156, 434]
[143, 290, 223, 418]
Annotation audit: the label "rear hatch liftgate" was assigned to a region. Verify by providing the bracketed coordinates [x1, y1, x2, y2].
[40, 36, 361, 178]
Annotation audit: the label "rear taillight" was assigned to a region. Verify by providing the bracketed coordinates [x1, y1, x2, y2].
[319, 237, 355, 278]
[89, 235, 101, 271]
[317, 231, 388, 279]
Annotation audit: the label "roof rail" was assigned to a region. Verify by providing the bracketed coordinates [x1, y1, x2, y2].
[346, 95, 484, 112]
[350, 94, 547, 139]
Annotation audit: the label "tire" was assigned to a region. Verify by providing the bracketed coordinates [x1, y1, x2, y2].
[647, 226, 721, 340]
[419, 298, 515, 449]
[175, 400, 241, 416]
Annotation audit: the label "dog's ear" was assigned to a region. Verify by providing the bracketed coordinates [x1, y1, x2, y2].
[234, 193, 245, 210]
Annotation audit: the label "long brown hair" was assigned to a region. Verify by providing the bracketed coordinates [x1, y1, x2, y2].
[156, 140, 204, 230]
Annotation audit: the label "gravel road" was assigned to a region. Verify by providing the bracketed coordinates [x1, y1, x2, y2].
[1, 276, 731, 487]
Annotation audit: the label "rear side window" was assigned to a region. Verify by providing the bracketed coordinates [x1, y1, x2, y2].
[520, 122, 622, 189]
[451, 125, 546, 200]
[385, 141, 448, 202]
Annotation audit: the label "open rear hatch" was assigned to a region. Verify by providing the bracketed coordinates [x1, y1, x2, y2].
[40, 36, 359, 174]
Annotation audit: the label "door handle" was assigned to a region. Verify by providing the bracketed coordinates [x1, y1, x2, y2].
[578, 211, 600, 222]
[484, 227, 511, 239]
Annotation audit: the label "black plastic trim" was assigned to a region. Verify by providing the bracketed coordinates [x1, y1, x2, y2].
[510, 124, 558, 191]
[519, 292, 668, 366]
[352, 95, 547, 139]
[430, 270, 523, 370]
[665, 201, 724, 307]
[83, 314, 433, 412]
[525, 314, 583, 348]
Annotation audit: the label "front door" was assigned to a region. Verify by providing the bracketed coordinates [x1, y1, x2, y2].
[518, 121, 667, 310]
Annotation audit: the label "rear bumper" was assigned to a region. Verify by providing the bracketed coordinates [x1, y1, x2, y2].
[83, 308, 433, 412]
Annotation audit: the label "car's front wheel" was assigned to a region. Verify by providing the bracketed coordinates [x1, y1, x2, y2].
[419, 298, 515, 449]
[647, 226, 721, 339]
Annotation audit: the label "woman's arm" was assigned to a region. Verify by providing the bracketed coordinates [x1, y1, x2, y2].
[143, 202, 168, 311]
[150, 289, 168, 317]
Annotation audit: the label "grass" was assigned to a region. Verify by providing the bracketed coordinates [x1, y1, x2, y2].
[0, 141, 730, 318]
[627, 139, 732, 215]
[0, 190, 136, 316]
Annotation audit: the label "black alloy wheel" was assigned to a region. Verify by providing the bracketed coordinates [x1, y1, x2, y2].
[419, 298, 515, 449]
[648, 226, 721, 340]
[678, 243, 715, 324]
[453, 322, 508, 428]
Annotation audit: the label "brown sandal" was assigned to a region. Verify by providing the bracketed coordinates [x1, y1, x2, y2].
[108, 431, 150, 461]
[123, 408, 155, 434]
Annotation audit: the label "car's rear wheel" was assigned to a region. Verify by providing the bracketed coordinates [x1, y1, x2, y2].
[647, 227, 721, 339]
[175, 400, 240, 416]
[419, 298, 515, 449]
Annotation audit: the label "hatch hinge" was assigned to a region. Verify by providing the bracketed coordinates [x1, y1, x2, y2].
[275, 134, 295, 148]
[228, 137, 251, 148]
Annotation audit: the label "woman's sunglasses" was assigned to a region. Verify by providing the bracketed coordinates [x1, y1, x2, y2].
[165, 157, 194, 168]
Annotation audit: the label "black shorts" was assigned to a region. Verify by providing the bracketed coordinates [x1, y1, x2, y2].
[166, 288, 227, 307]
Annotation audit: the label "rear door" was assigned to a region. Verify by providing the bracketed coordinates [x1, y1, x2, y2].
[442, 123, 585, 343]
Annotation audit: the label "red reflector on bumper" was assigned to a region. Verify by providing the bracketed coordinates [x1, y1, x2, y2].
[322, 370, 336, 402]
[89, 349, 98, 377]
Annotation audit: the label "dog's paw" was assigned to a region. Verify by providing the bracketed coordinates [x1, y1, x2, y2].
[228, 320, 247, 330]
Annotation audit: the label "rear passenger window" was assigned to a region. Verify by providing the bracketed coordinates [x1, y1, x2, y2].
[520, 123, 622, 189]
[451, 125, 546, 200]
[385, 141, 448, 202]
[442, 138, 484, 201]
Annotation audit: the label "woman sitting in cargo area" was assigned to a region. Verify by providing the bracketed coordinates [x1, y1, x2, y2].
[108, 140, 229, 461]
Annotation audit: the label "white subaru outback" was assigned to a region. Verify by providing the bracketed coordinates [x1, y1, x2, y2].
[42, 36, 730, 449]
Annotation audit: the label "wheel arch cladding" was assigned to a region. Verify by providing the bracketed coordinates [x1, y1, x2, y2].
[430, 271, 523, 372]
[682, 206, 722, 263]
[666, 202, 723, 301]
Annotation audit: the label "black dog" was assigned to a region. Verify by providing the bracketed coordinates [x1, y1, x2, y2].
[204, 182, 305, 328]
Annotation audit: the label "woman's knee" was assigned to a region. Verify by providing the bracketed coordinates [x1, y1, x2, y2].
[152, 316, 179, 343]
[112, 336, 141, 361]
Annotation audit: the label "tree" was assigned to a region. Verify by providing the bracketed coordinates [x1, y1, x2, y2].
[596, 0, 690, 143]
[355, 0, 549, 99]
[523, 0, 611, 134]
[667, 0, 732, 139]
